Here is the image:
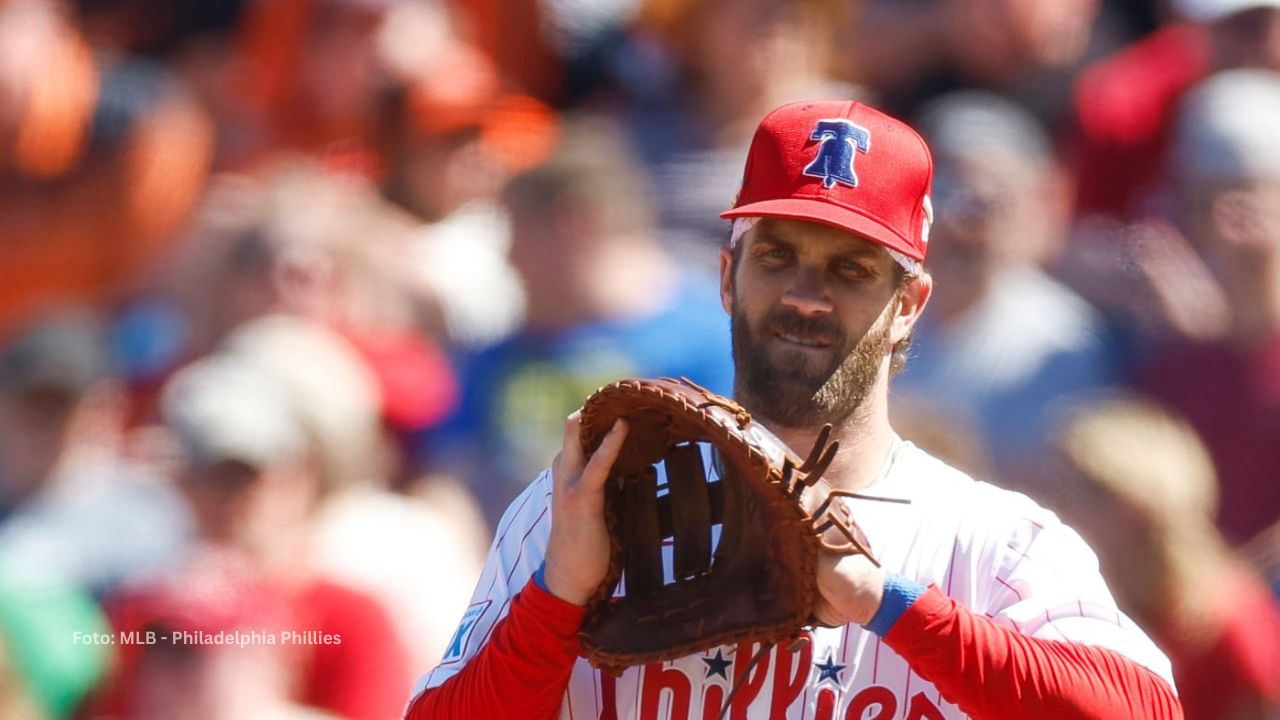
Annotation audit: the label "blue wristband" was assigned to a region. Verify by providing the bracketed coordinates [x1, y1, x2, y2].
[865, 572, 927, 636]
[533, 561, 550, 592]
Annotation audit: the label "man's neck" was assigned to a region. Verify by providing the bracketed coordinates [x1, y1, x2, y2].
[762, 396, 898, 493]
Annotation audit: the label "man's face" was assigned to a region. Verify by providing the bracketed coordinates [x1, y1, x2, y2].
[720, 218, 928, 428]
[925, 151, 1057, 312]
[930, 154, 1032, 275]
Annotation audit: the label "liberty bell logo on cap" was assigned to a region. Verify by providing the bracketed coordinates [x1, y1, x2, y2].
[721, 100, 935, 266]
[802, 119, 871, 189]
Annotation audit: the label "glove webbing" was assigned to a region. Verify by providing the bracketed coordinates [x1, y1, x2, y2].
[619, 443, 729, 596]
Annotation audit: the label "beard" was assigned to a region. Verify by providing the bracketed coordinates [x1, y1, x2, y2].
[731, 298, 895, 429]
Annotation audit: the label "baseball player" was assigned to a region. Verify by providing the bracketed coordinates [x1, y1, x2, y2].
[405, 101, 1182, 719]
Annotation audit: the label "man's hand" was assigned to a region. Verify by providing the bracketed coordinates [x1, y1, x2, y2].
[814, 552, 886, 627]
[542, 412, 629, 606]
[806, 493, 885, 627]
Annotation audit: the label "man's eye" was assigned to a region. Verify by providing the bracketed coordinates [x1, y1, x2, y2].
[757, 247, 791, 264]
[838, 261, 871, 278]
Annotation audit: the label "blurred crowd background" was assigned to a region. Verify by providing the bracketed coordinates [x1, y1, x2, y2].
[0, 0, 1278, 717]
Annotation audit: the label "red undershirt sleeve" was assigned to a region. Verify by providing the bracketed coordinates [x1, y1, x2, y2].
[883, 585, 1183, 719]
[404, 578, 585, 720]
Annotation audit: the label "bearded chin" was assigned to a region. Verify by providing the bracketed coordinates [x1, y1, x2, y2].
[731, 306, 892, 429]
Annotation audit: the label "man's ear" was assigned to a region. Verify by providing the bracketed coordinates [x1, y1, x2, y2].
[719, 247, 734, 316]
[891, 271, 932, 345]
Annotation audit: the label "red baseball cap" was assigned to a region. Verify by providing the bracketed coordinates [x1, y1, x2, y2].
[722, 100, 935, 265]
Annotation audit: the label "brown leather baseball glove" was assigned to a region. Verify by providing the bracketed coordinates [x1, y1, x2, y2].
[576, 377, 877, 676]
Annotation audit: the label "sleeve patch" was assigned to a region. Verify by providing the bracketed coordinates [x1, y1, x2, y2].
[442, 600, 492, 664]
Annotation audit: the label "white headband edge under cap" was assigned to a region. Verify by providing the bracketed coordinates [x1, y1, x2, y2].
[727, 217, 922, 275]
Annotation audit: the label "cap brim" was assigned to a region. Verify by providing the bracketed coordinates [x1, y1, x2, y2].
[721, 198, 923, 262]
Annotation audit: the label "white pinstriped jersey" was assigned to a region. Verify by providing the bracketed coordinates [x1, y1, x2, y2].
[416, 440, 1175, 719]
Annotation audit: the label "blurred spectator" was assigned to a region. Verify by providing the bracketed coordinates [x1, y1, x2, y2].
[0, 578, 111, 720]
[160, 311, 487, 711]
[0, 0, 213, 337]
[1139, 69, 1280, 545]
[159, 315, 412, 720]
[67, 0, 252, 166]
[894, 92, 1121, 481]
[1072, 0, 1280, 220]
[0, 313, 109, 517]
[844, 0, 1105, 123]
[0, 311, 191, 596]
[1054, 213, 1232, 352]
[379, 23, 559, 347]
[449, 0, 563, 103]
[98, 161, 405, 431]
[163, 161, 417, 355]
[308, 471, 486, 674]
[1060, 1, 1280, 350]
[434, 117, 735, 526]
[163, 158, 490, 561]
[1045, 396, 1280, 719]
[155, 155, 492, 663]
[339, 329, 459, 469]
[104, 550, 333, 720]
[233, 0, 399, 164]
[628, 0, 855, 259]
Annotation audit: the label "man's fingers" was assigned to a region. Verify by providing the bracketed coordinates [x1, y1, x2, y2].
[558, 411, 586, 477]
[579, 419, 629, 490]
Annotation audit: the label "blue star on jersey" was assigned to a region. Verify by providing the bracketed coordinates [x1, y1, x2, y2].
[803, 119, 872, 189]
[815, 653, 847, 684]
[701, 649, 733, 680]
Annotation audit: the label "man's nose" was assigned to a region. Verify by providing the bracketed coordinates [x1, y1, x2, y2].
[781, 267, 833, 316]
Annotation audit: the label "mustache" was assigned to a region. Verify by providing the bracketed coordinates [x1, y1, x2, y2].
[765, 307, 847, 346]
